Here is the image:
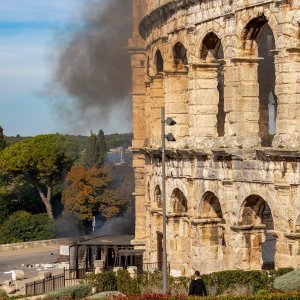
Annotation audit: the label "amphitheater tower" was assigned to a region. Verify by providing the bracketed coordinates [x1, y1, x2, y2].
[129, 0, 300, 276]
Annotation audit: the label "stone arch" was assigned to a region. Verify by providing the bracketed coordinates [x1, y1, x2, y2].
[240, 15, 277, 147]
[200, 191, 223, 219]
[236, 9, 279, 52]
[173, 42, 188, 69]
[200, 32, 224, 62]
[239, 194, 276, 269]
[154, 49, 164, 74]
[154, 185, 162, 208]
[171, 188, 188, 213]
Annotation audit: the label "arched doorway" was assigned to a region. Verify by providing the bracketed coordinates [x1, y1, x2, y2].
[198, 192, 225, 272]
[240, 195, 276, 270]
[169, 188, 190, 275]
[242, 16, 277, 146]
[200, 32, 225, 137]
[151, 185, 163, 270]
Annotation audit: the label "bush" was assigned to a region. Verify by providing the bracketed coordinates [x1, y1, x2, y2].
[84, 271, 117, 293]
[116, 270, 140, 295]
[44, 284, 92, 300]
[136, 269, 295, 296]
[0, 289, 7, 299]
[273, 269, 300, 291]
[111, 292, 300, 300]
[0, 211, 56, 244]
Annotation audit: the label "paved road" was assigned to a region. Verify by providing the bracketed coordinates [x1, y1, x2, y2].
[0, 245, 62, 282]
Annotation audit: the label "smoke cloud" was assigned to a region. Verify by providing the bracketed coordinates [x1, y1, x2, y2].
[52, 0, 132, 134]
[94, 210, 135, 236]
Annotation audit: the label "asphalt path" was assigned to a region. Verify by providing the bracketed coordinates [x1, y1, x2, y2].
[0, 245, 62, 282]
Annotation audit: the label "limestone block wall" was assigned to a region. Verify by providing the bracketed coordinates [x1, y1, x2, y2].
[130, 0, 300, 273]
[143, 150, 300, 275]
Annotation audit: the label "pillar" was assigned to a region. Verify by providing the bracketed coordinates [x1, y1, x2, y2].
[273, 48, 300, 148]
[224, 57, 261, 148]
[189, 63, 220, 143]
[164, 71, 189, 148]
[149, 75, 164, 147]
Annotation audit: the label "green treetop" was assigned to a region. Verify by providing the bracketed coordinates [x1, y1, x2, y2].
[0, 126, 7, 151]
[0, 134, 78, 219]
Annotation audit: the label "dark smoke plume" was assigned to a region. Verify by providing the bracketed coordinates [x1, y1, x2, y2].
[53, 0, 132, 133]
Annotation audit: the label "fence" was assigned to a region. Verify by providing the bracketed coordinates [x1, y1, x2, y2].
[25, 268, 93, 296]
[25, 263, 169, 296]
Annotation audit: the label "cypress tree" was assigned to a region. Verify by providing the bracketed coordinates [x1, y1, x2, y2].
[83, 132, 97, 168]
[0, 126, 6, 151]
[95, 129, 107, 167]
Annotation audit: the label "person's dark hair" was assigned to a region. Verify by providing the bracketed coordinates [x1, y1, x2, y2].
[195, 271, 200, 277]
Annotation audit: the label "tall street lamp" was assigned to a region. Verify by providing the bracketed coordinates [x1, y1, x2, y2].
[161, 107, 176, 294]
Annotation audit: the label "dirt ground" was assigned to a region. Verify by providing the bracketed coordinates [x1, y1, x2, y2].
[0, 245, 67, 296]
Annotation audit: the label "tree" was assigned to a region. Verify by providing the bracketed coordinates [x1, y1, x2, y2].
[62, 165, 128, 222]
[0, 126, 6, 151]
[0, 211, 55, 244]
[95, 129, 107, 167]
[0, 134, 77, 219]
[83, 130, 107, 168]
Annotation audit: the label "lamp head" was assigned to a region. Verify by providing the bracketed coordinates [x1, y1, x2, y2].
[165, 117, 177, 126]
[165, 133, 176, 142]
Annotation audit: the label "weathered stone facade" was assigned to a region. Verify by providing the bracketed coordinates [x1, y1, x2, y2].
[129, 0, 300, 276]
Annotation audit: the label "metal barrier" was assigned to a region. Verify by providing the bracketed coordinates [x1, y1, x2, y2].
[25, 263, 168, 296]
[25, 273, 65, 296]
[25, 268, 94, 296]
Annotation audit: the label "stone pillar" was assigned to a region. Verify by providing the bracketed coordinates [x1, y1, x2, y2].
[274, 185, 294, 268]
[273, 48, 300, 148]
[224, 58, 261, 148]
[188, 63, 220, 146]
[149, 75, 164, 147]
[164, 71, 189, 148]
[132, 152, 146, 248]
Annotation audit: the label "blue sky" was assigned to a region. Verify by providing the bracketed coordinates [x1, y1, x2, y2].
[0, 0, 130, 136]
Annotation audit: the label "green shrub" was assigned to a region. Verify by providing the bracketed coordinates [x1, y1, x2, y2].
[112, 292, 300, 300]
[0, 211, 56, 244]
[116, 269, 140, 294]
[136, 269, 295, 296]
[273, 269, 300, 291]
[84, 271, 117, 293]
[44, 283, 92, 300]
[0, 289, 7, 299]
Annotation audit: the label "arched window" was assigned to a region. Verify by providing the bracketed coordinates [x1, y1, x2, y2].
[172, 188, 188, 213]
[242, 16, 277, 146]
[173, 42, 188, 67]
[154, 185, 162, 208]
[155, 50, 164, 74]
[200, 191, 223, 219]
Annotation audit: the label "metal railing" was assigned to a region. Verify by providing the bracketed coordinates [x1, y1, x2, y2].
[25, 263, 169, 296]
[25, 273, 64, 296]
[25, 268, 94, 296]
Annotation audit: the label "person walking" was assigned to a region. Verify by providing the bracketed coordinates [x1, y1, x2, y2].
[188, 270, 207, 296]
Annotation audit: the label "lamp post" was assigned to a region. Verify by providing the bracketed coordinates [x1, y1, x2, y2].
[161, 107, 176, 294]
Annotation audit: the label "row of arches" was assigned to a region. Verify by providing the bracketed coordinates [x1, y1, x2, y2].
[153, 186, 280, 228]
[150, 15, 278, 145]
[151, 186, 297, 270]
